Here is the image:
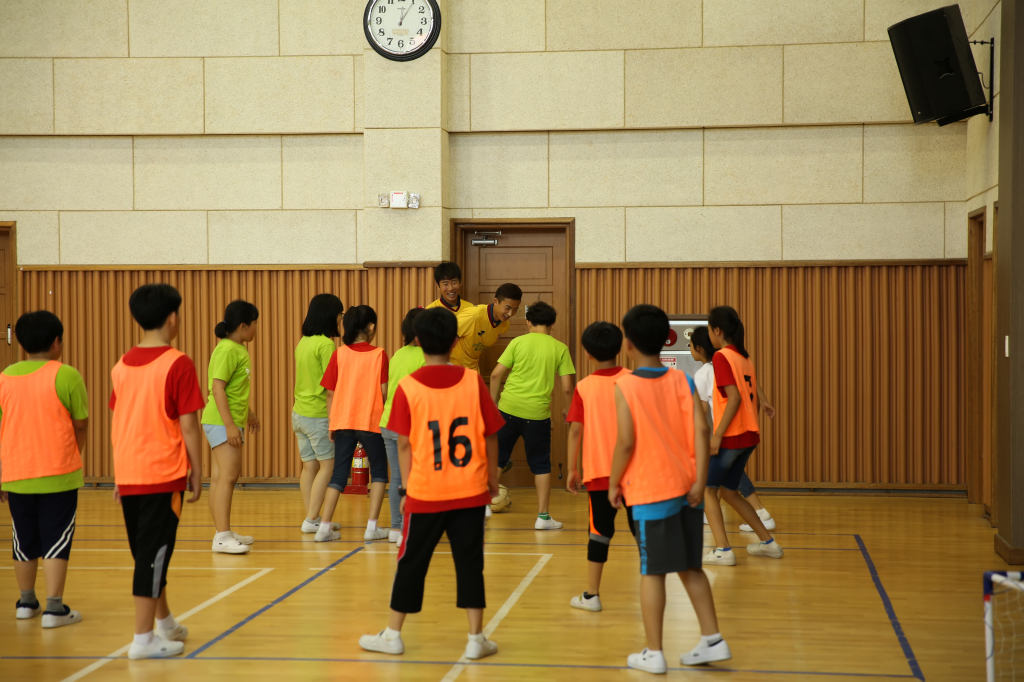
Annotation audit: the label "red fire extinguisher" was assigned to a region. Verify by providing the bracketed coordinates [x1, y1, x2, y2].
[343, 443, 370, 495]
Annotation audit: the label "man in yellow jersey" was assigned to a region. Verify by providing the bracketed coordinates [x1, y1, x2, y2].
[449, 283, 522, 373]
[425, 262, 476, 326]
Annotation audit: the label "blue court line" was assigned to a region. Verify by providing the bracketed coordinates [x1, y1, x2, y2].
[854, 535, 924, 681]
[185, 545, 364, 659]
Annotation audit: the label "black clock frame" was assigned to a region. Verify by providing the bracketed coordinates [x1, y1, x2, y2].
[363, 0, 442, 62]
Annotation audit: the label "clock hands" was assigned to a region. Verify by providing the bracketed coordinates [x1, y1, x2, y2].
[399, 0, 414, 26]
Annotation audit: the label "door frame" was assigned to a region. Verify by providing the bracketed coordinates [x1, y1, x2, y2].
[0, 222, 19, 358]
[966, 208, 986, 505]
[449, 218, 577, 364]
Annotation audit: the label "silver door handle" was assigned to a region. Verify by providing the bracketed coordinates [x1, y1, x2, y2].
[6, 325, 10, 345]
[472, 238, 498, 246]
[473, 230, 501, 236]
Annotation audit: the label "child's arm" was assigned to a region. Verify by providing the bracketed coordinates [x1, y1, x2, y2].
[211, 379, 242, 447]
[247, 407, 260, 435]
[711, 384, 742, 455]
[566, 422, 583, 493]
[608, 385, 635, 509]
[690, 397, 710, 508]
[489, 362, 509, 406]
[486, 434, 500, 497]
[325, 389, 335, 441]
[757, 384, 776, 419]
[559, 374, 575, 422]
[180, 410, 203, 503]
[397, 434, 412, 513]
[72, 418, 88, 455]
[381, 383, 388, 405]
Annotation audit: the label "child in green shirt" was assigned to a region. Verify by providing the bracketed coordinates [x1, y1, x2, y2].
[201, 300, 260, 555]
[380, 308, 425, 545]
[489, 301, 575, 529]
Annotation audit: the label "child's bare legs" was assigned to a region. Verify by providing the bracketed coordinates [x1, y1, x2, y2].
[703, 488, 731, 548]
[745, 490, 766, 512]
[368, 481, 386, 521]
[466, 608, 483, 635]
[305, 459, 334, 522]
[535, 473, 551, 515]
[719, 488, 771, 542]
[300, 459, 319, 513]
[134, 589, 171, 635]
[639, 574, 667, 650]
[43, 559, 68, 598]
[588, 561, 604, 595]
[210, 443, 241, 532]
[319, 487, 341, 523]
[678, 569, 720, 636]
[13, 559, 37, 596]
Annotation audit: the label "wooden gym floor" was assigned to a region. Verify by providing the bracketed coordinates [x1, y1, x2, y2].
[0, 488, 1013, 681]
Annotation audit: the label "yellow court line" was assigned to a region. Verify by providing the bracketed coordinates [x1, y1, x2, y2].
[58, 568, 274, 682]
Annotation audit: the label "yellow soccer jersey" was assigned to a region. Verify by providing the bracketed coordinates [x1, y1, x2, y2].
[425, 297, 477, 327]
[450, 304, 510, 372]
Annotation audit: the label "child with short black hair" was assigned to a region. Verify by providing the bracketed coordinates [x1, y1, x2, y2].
[566, 321, 632, 611]
[610, 304, 730, 673]
[316, 305, 391, 542]
[202, 300, 261, 554]
[296, 294, 345, 534]
[360, 306, 503, 659]
[490, 300, 575, 528]
[0, 310, 88, 629]
[426, 262, 475, 323]
[111, 283, 205, 659]
[450, 283, 522, 372]
[380, 308, 426, 545]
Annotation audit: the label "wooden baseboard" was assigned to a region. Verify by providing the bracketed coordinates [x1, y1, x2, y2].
[995, 533, 1024, 565]
[753, 481, 966, 491]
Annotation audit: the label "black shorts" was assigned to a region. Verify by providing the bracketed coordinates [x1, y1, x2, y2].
[122, 491, 183, 598]
[497, 411, 551, 475]
[9, 489, 78, 562]
[634, 505, 704, 575]
[328, 430, 389, 490]
[587, 490, 635, 563]
[390, 505, 486, 614]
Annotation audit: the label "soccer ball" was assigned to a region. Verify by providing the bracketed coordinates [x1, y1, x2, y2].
[490, 485, 511, 513]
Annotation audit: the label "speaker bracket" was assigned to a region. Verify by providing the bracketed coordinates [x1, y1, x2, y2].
[970, 38, 995, 122]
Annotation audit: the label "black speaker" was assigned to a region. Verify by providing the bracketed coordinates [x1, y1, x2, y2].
[888, 5, 987, 126]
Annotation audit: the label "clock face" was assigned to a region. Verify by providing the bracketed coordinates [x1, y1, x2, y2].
[364, 0, 441, 62]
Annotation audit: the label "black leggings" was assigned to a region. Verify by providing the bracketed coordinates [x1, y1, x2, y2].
[327, 430, 389, 491]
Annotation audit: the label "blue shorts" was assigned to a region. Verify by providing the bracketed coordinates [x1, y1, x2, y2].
[292, 412, 333, 462]
[203, 424, 244, 449]
[706, 446, 755, 491]
[497, 411, 551, 475]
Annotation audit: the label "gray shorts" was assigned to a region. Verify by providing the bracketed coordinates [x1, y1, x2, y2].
[292, 412, 333, 462]
[203, 423, 245, 449]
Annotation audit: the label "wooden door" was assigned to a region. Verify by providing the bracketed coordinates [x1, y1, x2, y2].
[0, 228, 14, 369]
[463, 228, 570, 488]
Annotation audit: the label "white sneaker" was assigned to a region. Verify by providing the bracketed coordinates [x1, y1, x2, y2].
[702, 548, 737, 566]
[41, 606, 81, 628]
[739, 508, 776, 532]
[364, 527, 389, 541]
[155, 623, 188, 642]
[359, 629, 404, 655]
[301, 518, 340, 533]
[534, 516, 563, 530]
[703, 513, 708, 525]
[627, 648, 667, 674]
[464, 635, 498, 660]
[569, 592, 603, 612]
[212, 536, 250, 554]
[128, 636, 185, 660]
[396, 532, 403, 549]
[315, 529, 341, 542]
[682, 638, 732, 665]
[485, 506, 493, 520]
[490, 485, 511, 513]
[747, 540, 784, 558]
[16, 601, 41, 619]
[388, 529, 402, 543]
[232, 531, 254, 545]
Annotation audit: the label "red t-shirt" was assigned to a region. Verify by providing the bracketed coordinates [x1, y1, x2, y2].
[319, 342, 389, 390]
[109, 346, 206, 495]
[712, 345, 760, 449]
[387, 365, 505, 512]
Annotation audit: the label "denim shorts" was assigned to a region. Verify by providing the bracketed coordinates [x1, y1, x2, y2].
[706, 446, 755, 491]
[203, 423, 244, 449]
[497, 411, 551, 475]
[292, 412, 333, 462]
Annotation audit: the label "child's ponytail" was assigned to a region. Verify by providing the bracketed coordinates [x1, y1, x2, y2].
[216, 300, 259, 339]
[708, 306, 749, 358]
[342, 305, 378, 346]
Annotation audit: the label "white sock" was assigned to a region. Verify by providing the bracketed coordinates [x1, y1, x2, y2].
[317, 521, 332, 534]
[215, 531, 233, 542]
[306, 516, 321, 524]
[134, 631, 155, 646]
[757, 508, 771, 519]
[646, 649, 663, 656]
[701, 633, 723, 646]
[156, 614, 178, 631]
[383, 626, 401, 640]
[367, 519, 378, 531]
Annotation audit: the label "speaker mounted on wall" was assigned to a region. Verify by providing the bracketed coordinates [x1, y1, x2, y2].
[888, 5, 991, 126]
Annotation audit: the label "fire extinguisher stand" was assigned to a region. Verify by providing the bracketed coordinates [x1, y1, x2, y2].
[343, 443, 370, 495]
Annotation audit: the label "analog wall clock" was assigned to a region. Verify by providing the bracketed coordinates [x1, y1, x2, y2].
[364, 0, 441, 62]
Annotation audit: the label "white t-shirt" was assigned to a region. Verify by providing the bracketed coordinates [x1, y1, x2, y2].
[693, 362, 715, 422]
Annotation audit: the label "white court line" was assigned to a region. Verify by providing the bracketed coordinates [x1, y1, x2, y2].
[0, 566, 269, 570]
[59, 568, 273, 682]
[311, 551, 546, 569]
[439, 553, 553, 682]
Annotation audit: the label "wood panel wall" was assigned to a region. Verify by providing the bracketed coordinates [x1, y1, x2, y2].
[575, 263, 967, 489]
[18, 267, 435, 482]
